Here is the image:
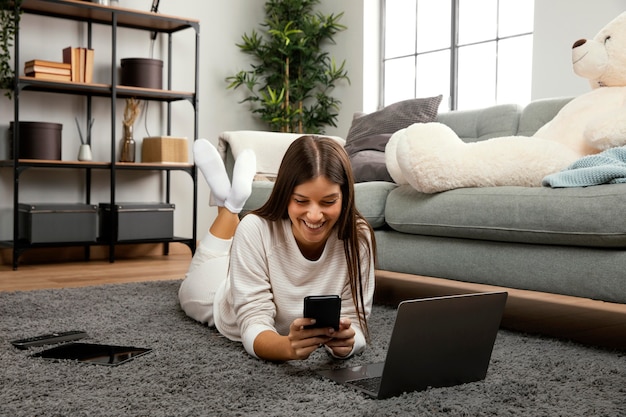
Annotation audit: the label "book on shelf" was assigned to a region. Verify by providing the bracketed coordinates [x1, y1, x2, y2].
[25, 65, 71, 76]
[78, 47, 86, 82]
[24, 72, 72, 82]
[24, 60, 71, 70]
[62, 46, 80, 82]
[62, 47, 94, 83]
[85, 48, 94, 83]
[24, 62, 71, 76]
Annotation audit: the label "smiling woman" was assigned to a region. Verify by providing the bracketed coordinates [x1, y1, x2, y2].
[178, 135, 377, 363]
[288, 176, 343, 261]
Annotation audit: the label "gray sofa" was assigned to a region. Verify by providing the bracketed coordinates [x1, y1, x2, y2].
[222, 97, 626, 349]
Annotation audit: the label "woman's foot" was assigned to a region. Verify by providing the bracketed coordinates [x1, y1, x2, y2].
[224, 149, 257, 213]
[194, 139, 231, 206]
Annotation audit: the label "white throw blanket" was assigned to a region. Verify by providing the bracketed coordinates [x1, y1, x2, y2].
[217, 131, 345, 177]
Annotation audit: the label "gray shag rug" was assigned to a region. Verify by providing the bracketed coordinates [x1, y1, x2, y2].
[1, 280, 625, 417]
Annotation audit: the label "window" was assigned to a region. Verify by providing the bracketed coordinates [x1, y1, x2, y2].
[382, 0, 534, 111]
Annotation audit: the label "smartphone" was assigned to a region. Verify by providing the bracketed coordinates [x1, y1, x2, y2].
[303, 295, 341, 330]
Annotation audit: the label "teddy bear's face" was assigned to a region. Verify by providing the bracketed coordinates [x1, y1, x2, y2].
[572, 11, 626, 89]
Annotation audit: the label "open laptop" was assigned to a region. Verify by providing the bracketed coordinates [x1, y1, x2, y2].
[317, 291, 508, 399]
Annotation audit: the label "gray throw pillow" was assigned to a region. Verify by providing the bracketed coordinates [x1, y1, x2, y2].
[345, 95, 443, 144]
[350, 150, 394, 183]
[344, 133, 392, 156]
[345, 95, 442, 183]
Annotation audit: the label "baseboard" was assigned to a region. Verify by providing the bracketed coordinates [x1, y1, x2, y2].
[374, 269, 626, 351]
[0, 242, 193, 266]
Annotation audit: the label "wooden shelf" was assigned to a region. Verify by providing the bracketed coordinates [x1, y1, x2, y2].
[18, 77, 195, 102]
[116, 161, 193, 169]
[0, 159, 193, 171]
[3, 0, 199, 269]
[20, 0, 199, 33]
[0, 159, 109, 168]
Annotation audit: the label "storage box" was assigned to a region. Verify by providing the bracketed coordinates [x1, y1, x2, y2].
[9, 121, 62, 160]
[141, 136, 188, 163]
[99, 202, 174, 241]
[18, 203, 98, 243]
[120, 58, 163, 89]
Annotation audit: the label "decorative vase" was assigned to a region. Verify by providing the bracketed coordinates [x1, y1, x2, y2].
[77, 144, 93, 161]
[120, 124, 135, 162]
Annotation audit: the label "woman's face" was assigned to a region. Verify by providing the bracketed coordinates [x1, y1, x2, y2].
[288, 175, 343, 259]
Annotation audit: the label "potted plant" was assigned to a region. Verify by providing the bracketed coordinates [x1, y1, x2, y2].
[0, 0, 22, 99]
[226, 0, 349, 134]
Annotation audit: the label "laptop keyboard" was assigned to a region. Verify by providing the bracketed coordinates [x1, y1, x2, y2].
[348, 376, 382, 393]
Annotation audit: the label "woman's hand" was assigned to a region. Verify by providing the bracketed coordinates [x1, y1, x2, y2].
[287, 318, 334, 360]
[322, 318, 355, 358]
[253, 318, 354, 361]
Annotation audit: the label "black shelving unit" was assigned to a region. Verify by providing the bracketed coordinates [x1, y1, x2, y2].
[0, 0, 199, 269]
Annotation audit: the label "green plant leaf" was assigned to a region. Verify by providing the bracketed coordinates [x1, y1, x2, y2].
[0, 0, 23, 99]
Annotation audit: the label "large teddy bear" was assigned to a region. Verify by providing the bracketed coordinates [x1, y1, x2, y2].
[385, 12, 626, 193]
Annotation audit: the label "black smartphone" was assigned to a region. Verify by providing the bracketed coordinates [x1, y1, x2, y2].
[303, 295, 341, 330]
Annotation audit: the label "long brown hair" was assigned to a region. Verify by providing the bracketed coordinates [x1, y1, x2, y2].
[251, 135, 376, 338]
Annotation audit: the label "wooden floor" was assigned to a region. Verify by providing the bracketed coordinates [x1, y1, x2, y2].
[0, 250, 191, 292]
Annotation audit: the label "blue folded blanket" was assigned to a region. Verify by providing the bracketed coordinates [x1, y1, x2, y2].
[542, 146, 626, 187]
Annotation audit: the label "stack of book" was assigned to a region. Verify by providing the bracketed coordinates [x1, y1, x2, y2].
[62, 46, 95, 83]
[24, 60, 71, 82]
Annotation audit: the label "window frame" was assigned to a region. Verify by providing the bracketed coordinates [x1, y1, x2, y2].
[381, 0, 534, 111]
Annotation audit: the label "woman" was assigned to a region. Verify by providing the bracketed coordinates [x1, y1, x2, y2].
[179, 135, 376, 362]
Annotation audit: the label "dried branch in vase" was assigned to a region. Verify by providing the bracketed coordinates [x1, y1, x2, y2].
[123, 98, 141, 127]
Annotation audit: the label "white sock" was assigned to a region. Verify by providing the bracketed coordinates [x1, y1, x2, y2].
[225, 149, 256, 213]
[194, 139, 230, 206]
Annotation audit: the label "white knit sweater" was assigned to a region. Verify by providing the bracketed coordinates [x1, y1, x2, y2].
[213, 214, 375, 358]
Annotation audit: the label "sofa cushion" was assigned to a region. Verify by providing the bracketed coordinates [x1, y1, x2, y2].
[242, 181, 274, 213]
[435, 103, 521, 142]
[343, 133, 393, 183]
[385, 183, 626, 247]
[242, 181, 396, 229]
[517, 97, 574, 137]
[349, 149, 394, 183]
[354, 181, 397, 228]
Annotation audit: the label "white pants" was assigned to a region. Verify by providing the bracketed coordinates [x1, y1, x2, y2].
[178, 233, 232, 326]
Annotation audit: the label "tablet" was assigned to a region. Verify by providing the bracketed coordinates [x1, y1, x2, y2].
[31, 342, 152, 366]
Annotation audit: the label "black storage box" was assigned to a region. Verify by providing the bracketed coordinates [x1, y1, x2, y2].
[99, 202, 174, 241]
[120, 58, 163, 89]
[18, 203, 98, 243]
[9, 121, 62, 160]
